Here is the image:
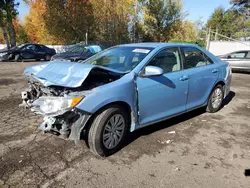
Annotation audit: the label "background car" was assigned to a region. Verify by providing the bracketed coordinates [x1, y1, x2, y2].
[0, 43, 56, 62]
[51, 44, 102, 61]
[217, 50, 250, 72]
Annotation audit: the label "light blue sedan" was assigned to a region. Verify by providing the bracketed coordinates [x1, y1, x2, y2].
[21, 43, 232, 156]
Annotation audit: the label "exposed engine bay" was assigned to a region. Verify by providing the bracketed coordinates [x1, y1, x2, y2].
[21, 68, 122, 108]
[20, 67, 123, 140]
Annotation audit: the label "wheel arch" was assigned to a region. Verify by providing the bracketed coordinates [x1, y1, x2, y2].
[215, 80, 225, 87]
[81, 101, 134, 140]
[215, 80, 226, 91]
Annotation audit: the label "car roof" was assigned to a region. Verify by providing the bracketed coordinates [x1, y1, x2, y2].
[22, 43, 44, 46]
[118, 42, 200, 48]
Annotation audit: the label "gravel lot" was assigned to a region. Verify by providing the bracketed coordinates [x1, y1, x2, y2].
[0, 61, 249, 188]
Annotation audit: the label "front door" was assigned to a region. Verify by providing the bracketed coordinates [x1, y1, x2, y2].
[137, 47, 188, 126]
[34, 45, 46, 59]
[21, 44, 37, 59]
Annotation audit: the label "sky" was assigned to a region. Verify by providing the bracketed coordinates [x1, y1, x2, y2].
[183, 0, 231, 22]
[17, 0, 231, 23]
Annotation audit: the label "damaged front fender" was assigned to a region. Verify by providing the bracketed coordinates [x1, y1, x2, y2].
[39, 109, 92, 140]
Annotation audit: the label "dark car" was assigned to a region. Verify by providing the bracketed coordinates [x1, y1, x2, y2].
[217, 50, 250, 72]
[51, 45, 102, 61]
[0, 43, 56, 62]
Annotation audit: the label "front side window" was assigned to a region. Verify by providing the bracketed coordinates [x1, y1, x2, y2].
[148, 48, 181, 73]
[83, 47, 153, 72]
[229, 52, 247, 59]
[182, 47, 213, 69]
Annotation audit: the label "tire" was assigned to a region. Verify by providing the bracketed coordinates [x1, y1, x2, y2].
[36, 59, 40, 61]
[14, 54, 21, 62]
[206, 85, 224, 113]
[44, 54, 51, 61]
[88, 105, 129, 156]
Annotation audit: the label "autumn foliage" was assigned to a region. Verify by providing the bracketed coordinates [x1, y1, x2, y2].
[24, 0, 60, 44]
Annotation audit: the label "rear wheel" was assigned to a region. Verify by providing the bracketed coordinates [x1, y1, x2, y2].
[206, 85, 224, 113]
[44, 54, 51, 61]
[88, 105, 129, 156]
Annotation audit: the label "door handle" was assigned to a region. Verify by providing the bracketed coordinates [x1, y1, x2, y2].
[212, 69, 218, 73]
[179, 75, 189, 81]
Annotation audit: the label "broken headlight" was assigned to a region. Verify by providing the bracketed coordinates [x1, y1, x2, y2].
[32, 96, 83, 115]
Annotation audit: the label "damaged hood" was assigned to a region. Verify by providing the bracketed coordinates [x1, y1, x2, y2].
[24, 61, 123, 88]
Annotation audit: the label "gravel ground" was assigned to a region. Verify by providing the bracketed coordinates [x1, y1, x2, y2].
[0, 61, 249, 188]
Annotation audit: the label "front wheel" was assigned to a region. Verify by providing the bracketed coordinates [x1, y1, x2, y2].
[88, 105, 129, 156]
[206, 85, 224, 113]
[14, 54, 21, 62]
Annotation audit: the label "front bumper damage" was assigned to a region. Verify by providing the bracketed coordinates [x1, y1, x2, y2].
[20, 86, 92, 141]
[39, 109, 91, 140]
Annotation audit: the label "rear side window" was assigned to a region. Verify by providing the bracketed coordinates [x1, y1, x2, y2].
[182, 47, 213, 69]
[230, 52, 247, 58]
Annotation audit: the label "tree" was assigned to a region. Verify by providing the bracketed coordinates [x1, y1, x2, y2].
[13, 18, 28, 43]
[169, 21, 198, 42]
[24, 0, 59, 44]
[91, 0, 133, 43]
[0, 0, 19, 47]
[0, 3, 10, 48]
[143, 0, 184, 42]
[207, 7, 246, 40]
[231, 0, 250, 18]
[2, 0, 19, 47]
[43, 0, 94, 44]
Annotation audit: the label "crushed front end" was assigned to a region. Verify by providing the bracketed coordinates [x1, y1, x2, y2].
[20, 78, 91, 140]
[20, 61, 123, 140]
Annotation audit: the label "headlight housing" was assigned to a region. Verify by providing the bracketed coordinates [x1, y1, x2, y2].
[32, 96, 83, 116]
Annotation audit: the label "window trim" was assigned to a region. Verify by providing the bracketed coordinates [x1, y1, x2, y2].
[139, 46, 184, 76]
[180, 46, 214, 70]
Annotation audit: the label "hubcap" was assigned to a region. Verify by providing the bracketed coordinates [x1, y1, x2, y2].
[211, 88, 223, 109]
[102, 114, 125, 150]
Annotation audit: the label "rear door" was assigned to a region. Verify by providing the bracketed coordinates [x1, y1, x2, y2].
[180, 47, 219, 110]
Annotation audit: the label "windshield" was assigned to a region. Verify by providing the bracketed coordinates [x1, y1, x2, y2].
[83, 46, 154, 72]
[68, 45, 87, 53]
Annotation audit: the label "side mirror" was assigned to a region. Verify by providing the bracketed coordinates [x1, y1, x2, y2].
[227, 55, 232, 59]
[141, 66, 164, 77]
